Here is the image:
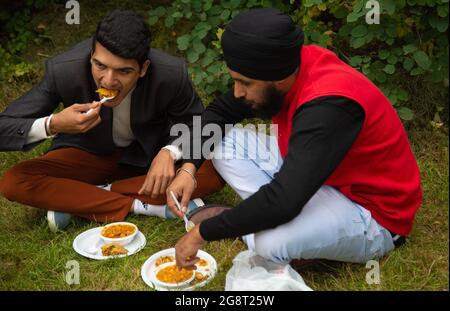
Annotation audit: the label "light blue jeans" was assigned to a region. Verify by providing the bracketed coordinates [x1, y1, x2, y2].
[211, 127, 395, 264]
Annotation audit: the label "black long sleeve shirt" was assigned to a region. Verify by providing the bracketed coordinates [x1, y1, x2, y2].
[183, 90, 365, 241]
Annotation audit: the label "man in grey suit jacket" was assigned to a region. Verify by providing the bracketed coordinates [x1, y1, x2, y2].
[0, 10, 224, 232]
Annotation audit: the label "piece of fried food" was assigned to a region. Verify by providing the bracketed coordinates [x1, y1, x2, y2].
[195, 272, 205, 281]
[155, 256, 175, 267]
[101, 242, 129, 256]
[96, 88, 118, 98]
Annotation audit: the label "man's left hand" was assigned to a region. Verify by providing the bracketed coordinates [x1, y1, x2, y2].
[138, 149, 175, 198]
[175, 224, 205, 270]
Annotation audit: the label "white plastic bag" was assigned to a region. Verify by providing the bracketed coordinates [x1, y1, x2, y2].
[225, 250, 313, 291]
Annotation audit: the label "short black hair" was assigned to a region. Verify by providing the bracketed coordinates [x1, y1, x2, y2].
[92, 10, 151, 68]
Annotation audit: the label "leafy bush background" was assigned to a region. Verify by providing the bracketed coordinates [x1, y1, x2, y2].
[148, 0, 449, 121]
[1, 0, 447, 123]
[0, 0, 57, 81]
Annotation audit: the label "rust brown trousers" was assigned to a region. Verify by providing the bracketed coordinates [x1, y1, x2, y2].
[0, 147, 224, 222]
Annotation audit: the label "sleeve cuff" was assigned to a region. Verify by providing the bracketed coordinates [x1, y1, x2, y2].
[26, 117, 49, 144]
[162, 145, 183, 161]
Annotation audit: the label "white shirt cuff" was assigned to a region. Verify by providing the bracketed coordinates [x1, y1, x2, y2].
[162, 145, 182, 161]
[26, 117, 49, 144]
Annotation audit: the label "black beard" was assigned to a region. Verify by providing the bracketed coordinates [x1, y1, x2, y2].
[246, 87, 285, 120]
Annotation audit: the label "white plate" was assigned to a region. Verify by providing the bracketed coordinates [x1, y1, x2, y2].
[73, 226, 146, 260]
[141, 248, 217, 291]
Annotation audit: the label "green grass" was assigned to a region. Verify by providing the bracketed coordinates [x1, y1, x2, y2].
[0, 2, 448, 291]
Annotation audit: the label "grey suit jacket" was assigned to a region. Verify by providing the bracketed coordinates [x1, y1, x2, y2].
[0, 38, 204, 168]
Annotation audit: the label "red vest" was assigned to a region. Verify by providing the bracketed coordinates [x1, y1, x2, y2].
[272, 46, 422, 235]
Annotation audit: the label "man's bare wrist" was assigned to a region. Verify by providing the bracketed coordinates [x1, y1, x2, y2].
[48, 113, 58, 135]
[181, 163, 197, 175]
[45, 115, 56, 137]
[176, 167, 197, 188]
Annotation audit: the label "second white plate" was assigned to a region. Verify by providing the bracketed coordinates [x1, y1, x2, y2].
[141, 248, 217, 291]
[73, 226, 146, 260]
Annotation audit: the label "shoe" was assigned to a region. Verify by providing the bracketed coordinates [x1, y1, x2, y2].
[187, 203, 233, 225]
[165, 198, 205, 219]
[47, 210, 73, 232]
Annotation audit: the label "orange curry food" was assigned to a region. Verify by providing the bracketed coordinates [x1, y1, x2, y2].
[101, 224, 136, 239]
[96, 88, 118, 98]
[156, 264, 193, 284]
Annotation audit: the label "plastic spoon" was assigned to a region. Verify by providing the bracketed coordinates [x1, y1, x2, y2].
[170, 191, 195, 232]
[85, 95, 115, 115]
[86, 239, 100, 255]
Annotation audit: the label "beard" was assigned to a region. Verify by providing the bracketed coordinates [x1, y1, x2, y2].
[244, 86, 285, 120]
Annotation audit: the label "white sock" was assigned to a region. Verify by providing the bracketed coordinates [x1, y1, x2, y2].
[132, 199, 166, 218]
[96, 183, 112, 191]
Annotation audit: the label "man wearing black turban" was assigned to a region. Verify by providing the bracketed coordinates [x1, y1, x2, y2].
[169, 8, 421, 270]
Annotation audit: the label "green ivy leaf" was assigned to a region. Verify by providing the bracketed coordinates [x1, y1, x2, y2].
[148, 15, 158, 26]
[410, 67, 425, 76]
[207, 63, 222, 75]
[198, 12, 207, 21]
[229, 0, 242, 9]
[349, 56, 363, 67]
[172, 12, 183, 18]
[351, 24, 368, 38]
[397, 107, 414, 121]
[304, 0, 323, 8]
[176, 34, 191, 51]
[164, 16, 174, 27]
[413, 50, 432, 70]
[351, 37, 366, 48]
[153, 6, 166, 17]
[403, 44, 418, 55]
[187, 50, 199, 63]
[381, 0, 396, 14]
[378, 50, 390, 60]
[389, 94, 398, 105]
[365, 32, 374, 44]
[209, 5, 222, 15]
[398, 89, 409, 101]
[383, 64, 396, 74]
[428, 15, 449, 32]
[437, 5, 448, 18]
[203, 0, 213, 11]
[201, 55, 215, 67]
[220, 9, 231, 21]
[386, 27, 397, 38]
[333, 6, 349, 19]
[375, 70, 387, 83]
[403, 58, 415, 71]
[193, 39, 206, 54]
[362, 65, 371, 75]
[354, 0, 365, 12]
[347, 11, 361, 23]
[387, 55, 398, 64]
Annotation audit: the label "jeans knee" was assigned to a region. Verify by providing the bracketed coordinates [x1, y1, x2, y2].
[254, 232, 292, 264]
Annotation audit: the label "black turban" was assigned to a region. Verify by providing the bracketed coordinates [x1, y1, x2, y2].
[221, 8, 304, 81]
